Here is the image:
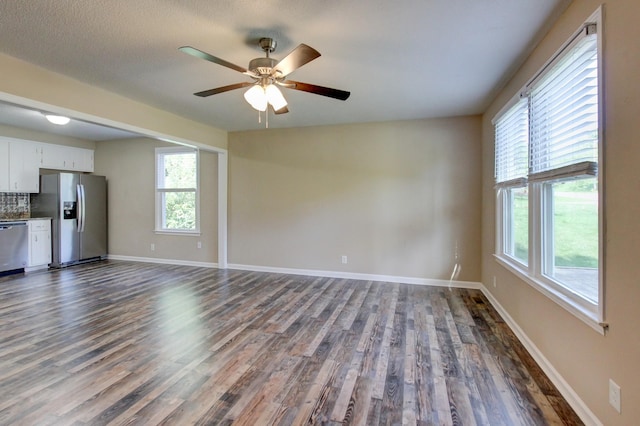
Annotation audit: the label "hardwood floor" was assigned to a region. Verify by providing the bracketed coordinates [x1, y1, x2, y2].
[0, 261, 582, 425]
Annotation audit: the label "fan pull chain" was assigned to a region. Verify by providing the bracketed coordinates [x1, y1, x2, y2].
[256, 110, 269, 128]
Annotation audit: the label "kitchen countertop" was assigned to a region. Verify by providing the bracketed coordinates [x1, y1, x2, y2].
[0, 217, 52, 222]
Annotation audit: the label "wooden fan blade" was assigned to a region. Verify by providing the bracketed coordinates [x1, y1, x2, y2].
[273, 44, 321, 77]
[274, 105, 289, 115]
[194, 82, 253, 97]
[282, 80, 350, 101]
[179, 46, 249, 74]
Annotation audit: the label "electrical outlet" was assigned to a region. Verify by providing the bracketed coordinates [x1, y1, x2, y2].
[150, 243, 155, 251]
[493, 276, 497, 288]
[609, 379, 621, 413]
[197, 241, 202, 249]
[341, 255, 348, 264]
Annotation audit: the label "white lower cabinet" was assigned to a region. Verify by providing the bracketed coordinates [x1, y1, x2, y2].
[27, 219, 51, 269]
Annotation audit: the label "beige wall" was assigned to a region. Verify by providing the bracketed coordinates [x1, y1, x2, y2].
[94, 138, 218, 264]
[0, 52, 227, 151]
[229, 117, 482, 282]
[482, 1, 640, 424]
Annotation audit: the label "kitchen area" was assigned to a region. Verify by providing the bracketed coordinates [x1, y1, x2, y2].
[0, 194, 50, 273]
[0, 135, 107, 275]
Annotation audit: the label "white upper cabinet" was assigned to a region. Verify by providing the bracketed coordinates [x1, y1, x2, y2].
[0, 138, 95, 193]
[39, 142, 66, 170]
[81, 148, 94, 172]
[40, 144, 94, 172]
[1, 138, 40, 193]
[10, 141, 40, 192]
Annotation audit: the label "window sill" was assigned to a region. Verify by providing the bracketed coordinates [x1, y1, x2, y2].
[493, 254, 607, 335]
[154, 229, 201, 236]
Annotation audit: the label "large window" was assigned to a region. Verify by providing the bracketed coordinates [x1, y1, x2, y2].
[494, 11, 603, 330]
[155, 147, 199, 233]
[495, 98, 529, 266]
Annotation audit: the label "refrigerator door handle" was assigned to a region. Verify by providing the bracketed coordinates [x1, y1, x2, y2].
[76, 184, 82, 232]
[80, 184, 87, 233]
[77, 184, 86, 233]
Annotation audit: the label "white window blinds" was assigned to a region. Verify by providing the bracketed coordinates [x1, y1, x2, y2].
[528, 26, 599, 182]
[494, 98, 528, 187]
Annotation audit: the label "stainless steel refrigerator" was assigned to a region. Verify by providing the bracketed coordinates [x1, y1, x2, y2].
[31, 173, 107, 267]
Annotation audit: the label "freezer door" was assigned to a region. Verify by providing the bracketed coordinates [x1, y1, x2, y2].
[59, 173, 80, 265]
[79, 174, 107, 260]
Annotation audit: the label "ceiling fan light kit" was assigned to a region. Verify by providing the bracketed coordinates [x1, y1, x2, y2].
[264, 84, 287, 111]
[243, 81, 288, 112]
[179, 37, 350, 126]
[244, 85, 268, 111]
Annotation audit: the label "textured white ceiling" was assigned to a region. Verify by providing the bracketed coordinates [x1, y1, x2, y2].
[0, 102, 141, 141]
[0, 0, 570, 133]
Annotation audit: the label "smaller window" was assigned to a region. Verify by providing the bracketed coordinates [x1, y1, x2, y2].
[155, 147, 199, 233]
[504, 186, 529, 265]
[494, 99, 529, 266]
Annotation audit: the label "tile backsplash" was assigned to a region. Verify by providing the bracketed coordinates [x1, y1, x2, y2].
[0, 193, 30, 219]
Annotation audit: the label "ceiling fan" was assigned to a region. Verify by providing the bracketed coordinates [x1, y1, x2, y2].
[179, 38, 350, 116]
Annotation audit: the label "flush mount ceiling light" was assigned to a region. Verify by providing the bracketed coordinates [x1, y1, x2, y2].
[179, 37, 350, 125]
[44, 114, 71, 125]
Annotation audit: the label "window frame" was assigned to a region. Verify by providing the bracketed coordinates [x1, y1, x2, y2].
[155, 146, 201, 235]
[493, 8, 605, 334]
[496, 185, 529, 267]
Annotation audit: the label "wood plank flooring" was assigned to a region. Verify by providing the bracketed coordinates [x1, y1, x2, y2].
[0, 261, 582, 425]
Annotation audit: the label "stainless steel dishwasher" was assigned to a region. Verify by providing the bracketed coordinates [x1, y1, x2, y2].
[0, 221, 28, 272]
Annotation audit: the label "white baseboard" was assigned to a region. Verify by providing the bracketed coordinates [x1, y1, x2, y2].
[480, 285, 602, 426]
[227, 263, 481, 289]
[107, 254, 218, 269]
[106, 256, 480, 289]
[24, 264, 49, 273]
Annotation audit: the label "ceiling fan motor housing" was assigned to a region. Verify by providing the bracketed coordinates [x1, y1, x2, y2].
[248, 57, 278, 77]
